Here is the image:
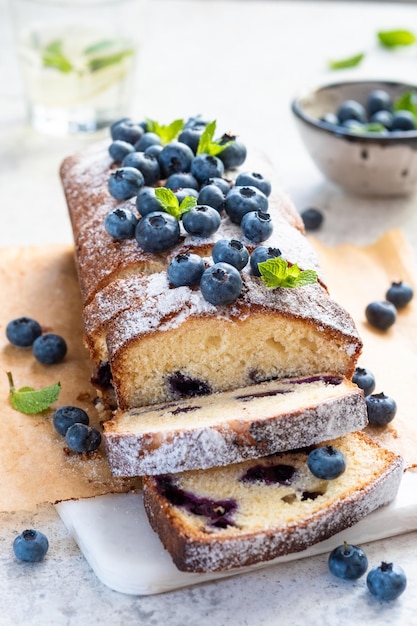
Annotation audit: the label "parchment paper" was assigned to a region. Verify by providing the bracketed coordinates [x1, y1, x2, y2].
[0, 232, 415, 511]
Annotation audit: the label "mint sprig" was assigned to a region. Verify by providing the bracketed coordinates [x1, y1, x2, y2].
[42, 40, 73, 74]
[87, 48, 135, 72]
[377, 29, 416, 48]
[328, 52, 365, 70]
[7, 372, 61, 415]
[145, 118, 184, 145]
[258, 258, 318, 289]
[393, 90, 417, 120]
[154, 187, 196, 219]
[196, 121, 233, 156]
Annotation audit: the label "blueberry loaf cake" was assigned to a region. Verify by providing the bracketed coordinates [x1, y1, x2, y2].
[104, 375, 368, 476]
[142, 431, 404, 572]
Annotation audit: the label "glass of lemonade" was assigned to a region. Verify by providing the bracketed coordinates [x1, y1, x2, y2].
[10, 0, 147, 134]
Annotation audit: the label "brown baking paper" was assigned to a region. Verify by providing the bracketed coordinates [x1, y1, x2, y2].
[0, 233, 416, 512]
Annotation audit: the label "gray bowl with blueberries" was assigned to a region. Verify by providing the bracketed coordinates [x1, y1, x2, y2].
[291, 80, 417, 196]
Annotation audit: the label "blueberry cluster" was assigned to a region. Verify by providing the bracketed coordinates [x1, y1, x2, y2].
[53, 405, 101, 454]
[365, 280, 414, 331]
[6, 316, 67, 365]
[321, 88, 417, 134]
[328, 542, 407, 601]
[352, 366, 397, 426]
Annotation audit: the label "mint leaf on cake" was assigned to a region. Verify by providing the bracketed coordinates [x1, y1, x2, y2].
[145, 118, 184, 144]
[7, 372, 61, 415]
[258, 257, 318, 288]
[154, 187, 196, 219]
[196, 121, 233, 156]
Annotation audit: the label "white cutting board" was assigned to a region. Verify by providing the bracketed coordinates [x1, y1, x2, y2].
[55, 470, 417, 596]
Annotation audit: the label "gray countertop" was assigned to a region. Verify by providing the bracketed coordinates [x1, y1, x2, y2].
[1, 1, 417, 624]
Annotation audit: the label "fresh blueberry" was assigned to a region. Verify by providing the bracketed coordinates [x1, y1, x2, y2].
[111, 119, 143, 144]
[300, 207, 324, 231]
[65, 423, 102, 453]
[178, 125, 206, 153]
[200, 262, 242, 305]
[182, 205, 221, 237]
[217, 134, 247, 169]
[104, 207, 138, 240]
[191, 154, 225, 183]
[241, 210, 273, 243]
[167, 253, 205, 287]
[6, 317, 42, 347]
[144, 143, 163, 158]
[365, 301, 397, 330]
[173, 188, 199, 203]
[212, 239, 249, 271]
[136, 187, 163, 216]
[366, 562, 407, 601]
[367, 89, 392, 116]
[13, 529, 49, 562]
[158, 141, 194, 178]
[108, 140, 135, 163]
[32, 333, 67, 364]
[235, 171, 271, 197]
[108, 167, 144, 200]
[337, 100, 367, 124]
[184, 114, 210, 129]
[250, 246, 282, 276]
[134, 132, 161, 152]
[53, 405, 89, 436]
[121, 152, 161, 186]
[352, 367, 376, 396]
[307, 445, 346, 480]
[197, 184, 225, 213]
[328, 542, 368, 580]
[135, 211, 181, 252]
[391, 110, 416, 131]
[385, 281, 414, 309]
[370, 110, 393, 130]
[200, 177, 232, 195]
[165, 172, 199, 191]
[366, 392, 397, 426]
[224, 186, 269, 224]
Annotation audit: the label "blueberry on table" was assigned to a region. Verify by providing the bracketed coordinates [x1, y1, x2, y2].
[135, 211, 181, 253]
[182, 205, 221, 237]
[167, 253, 205, 287]
[6, 317, 42, 347]
[105, 208, 138, 240]
[108, 167, 145, 200]
[365, 301, 397, 330]
[217, 134, 247, 170]
[352, 367, 376, 396]
[158, 141, 194, 178]
[108, 139, 134, 163]
[122, 151, 161, 186]
[197, 184, 225, 213]
[178, 125, 206, 154]
[200, 177, 232, 195]
[134, 132, 162, 152]
[328, 541, 368, 580]
[366, 562, 407, 601]
[53, 405, 89, 436]
[191, 154, 225, 183]
[235, 171, 271, 197]
[200, 262, 243, 305]
[307, 445, 346, 480]
[366, 392, 397, 426]
[173, 188, 199, 204]
[65, 423, 102, 453]
[300, 208, 323, 232]
[241, 210, 273, 243]
[250, 246, 281, 276]
[13, 529, 49, 562]
[391, 110, 416, 131]
[165, 172, 199, 191]
[212, 239, 249, 271]
[385, 281, 414, 309]
[337, 99, 367, 124]
[224, 185, 269, 224]
[136, 187, 164, 216]
[366, 89, 393, 117]
[110, 119, 143, 145]
[32, 333, 67, 365]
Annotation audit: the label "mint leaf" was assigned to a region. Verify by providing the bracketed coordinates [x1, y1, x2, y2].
[145, 118, 184, 144]
[42, 40, 73, 74]
[393, 90, 417, 119]
[196, 121, 232, 156]
[258, 258, 318, 289]
[328, 52, 365, 70]
[349, 122, 387, 134]
[87, 49, 135, 72]
[83, 39, 119, 55]
[7, 372, 61, 415]
[377, 29, 416, 47]
[154, 187, 195, 219]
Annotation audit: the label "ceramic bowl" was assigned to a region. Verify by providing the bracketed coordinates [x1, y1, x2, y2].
[291, 80, 417, 196]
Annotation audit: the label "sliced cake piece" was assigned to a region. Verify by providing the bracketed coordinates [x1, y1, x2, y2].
[142, 431, 403, 572]
[103, 375, 367, 476]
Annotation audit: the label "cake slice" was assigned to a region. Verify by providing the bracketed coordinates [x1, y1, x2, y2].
[103, 375, 367, 476]
[142, 432, 403, 572]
